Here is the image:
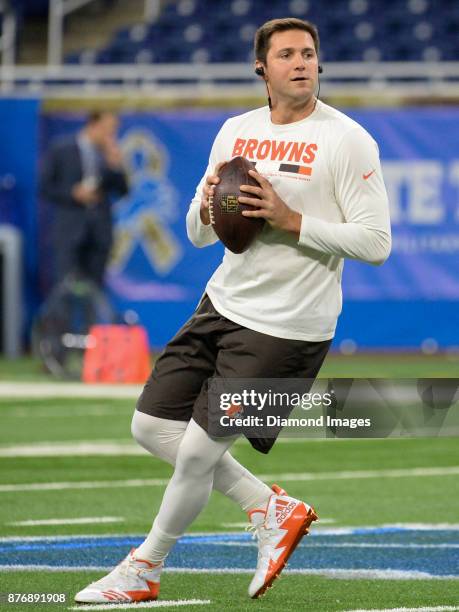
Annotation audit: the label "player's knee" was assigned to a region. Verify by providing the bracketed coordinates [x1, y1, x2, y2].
[131, 410, 154, 450]
[175, 444, 213, 479]
[131, 410, 167, 460]
[131, 410, 186, 465]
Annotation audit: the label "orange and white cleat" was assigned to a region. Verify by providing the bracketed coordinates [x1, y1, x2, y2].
[74, 548, 162, 604]
[247, 484, 318, 598]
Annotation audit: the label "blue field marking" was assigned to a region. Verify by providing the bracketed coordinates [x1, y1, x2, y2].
[0, 528, 458, 577]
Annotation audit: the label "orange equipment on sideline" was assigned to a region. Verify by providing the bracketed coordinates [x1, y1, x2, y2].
[82, 325, 151, 383]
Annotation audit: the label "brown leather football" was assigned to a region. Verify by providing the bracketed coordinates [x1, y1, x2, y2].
[208, 156, 265, 254]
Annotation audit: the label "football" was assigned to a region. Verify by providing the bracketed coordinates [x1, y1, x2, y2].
[209, 156, 265, 254]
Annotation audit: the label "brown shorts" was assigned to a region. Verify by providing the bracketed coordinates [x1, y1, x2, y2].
[136, 294, 331, 453]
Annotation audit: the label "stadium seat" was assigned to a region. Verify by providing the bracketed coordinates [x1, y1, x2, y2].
[64, 0, 457, 66]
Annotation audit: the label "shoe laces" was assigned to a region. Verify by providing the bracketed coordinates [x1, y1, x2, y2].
[87, 557, 130, 589]
[89, 555, 156, 589]
[246, 522, 273, 568]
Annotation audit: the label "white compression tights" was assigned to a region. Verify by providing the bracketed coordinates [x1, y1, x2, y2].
[131, 411, 272, 563]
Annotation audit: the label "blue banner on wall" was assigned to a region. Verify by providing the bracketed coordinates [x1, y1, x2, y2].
[345, 108, 459, 301]
[37, 107, 459, 350]
[342, 108, 459, 349]
[0, 98, 40, 339]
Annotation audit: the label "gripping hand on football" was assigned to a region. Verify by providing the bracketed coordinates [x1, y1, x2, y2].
[239, 169, 301, 237]
[200, 161, 227, 225]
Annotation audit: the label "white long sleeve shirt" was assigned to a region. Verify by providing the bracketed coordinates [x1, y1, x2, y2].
[186, 100, 391, 341]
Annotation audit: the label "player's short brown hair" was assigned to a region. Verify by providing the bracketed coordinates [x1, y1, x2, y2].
[255, 18, 320, 64]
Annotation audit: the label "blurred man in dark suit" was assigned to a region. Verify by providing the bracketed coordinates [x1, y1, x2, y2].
[41, 110, 128, 287]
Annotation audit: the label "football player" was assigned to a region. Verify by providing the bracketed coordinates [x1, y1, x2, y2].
[75, 17, 390, 604]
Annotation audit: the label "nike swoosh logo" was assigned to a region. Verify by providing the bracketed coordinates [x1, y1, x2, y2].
[363, 169, 376, 180]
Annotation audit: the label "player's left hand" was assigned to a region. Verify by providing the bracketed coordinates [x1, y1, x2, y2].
[239, 169, 301, 236]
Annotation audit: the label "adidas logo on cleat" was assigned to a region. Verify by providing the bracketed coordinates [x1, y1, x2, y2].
[275, 500, 297, 524]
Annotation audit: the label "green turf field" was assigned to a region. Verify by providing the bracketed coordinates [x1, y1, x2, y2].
[0, 389, 458, 611]
[0, 354, 458, 611]
[1, 351, 459, 381]
[1, 572, 458, 612]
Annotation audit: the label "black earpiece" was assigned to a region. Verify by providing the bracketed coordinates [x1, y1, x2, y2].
[318, 64, 323, 74]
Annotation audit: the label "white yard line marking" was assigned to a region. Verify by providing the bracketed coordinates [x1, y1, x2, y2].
[258, 467, 459, 482]
[379, 523, 459, 531]
[0, 381, 434, 402]
[1, 466, 458, 492]
[0, 439, 428, 455]
[204, 542, 459, 549]
[1, 524, 459, 542]
[220, 519, 336, 528]
[305, 524, 459, 534]
[344, 607, 459, 612]
[0, 383, 142, 398]
[5, 408, 116, 418]
[1, 566, 457, 580]
[0, 478, 168, 492]
[0, 534, 140, 542]
[0, 442, 148, 457]
[67, 599, 211, 610]
[8, 517, 125, 526]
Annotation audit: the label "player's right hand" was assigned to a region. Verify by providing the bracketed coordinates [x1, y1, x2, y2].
[200, 161, 226, 225]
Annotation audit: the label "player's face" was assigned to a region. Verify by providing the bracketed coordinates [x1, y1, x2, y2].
[264, 30, 319, 105]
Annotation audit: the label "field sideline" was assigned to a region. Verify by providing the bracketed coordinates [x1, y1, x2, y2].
[1, 353, 459, 381]
[0, 355, 458, 611]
